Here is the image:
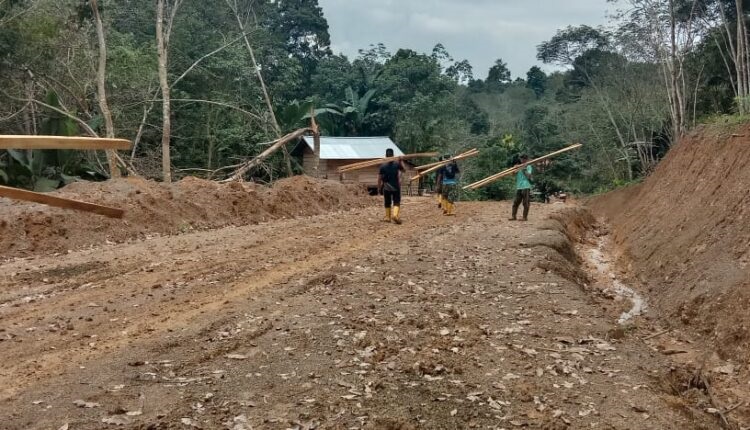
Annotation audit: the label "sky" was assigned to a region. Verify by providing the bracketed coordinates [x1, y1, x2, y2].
[317, 0, 615, 79]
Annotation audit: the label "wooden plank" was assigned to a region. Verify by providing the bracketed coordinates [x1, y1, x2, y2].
[0, 185, 124, 218]
[415, 149, 478, 171]
[464, 143, 583, 190]
[0, 135, 132, 150]
[337, 152, 439, 173]
[410, 149, 479, 182]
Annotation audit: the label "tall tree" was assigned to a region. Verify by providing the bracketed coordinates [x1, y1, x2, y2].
[486, 58, 512, 86]
[156, 0, 183, 182]
[225, 0, 293, 177]
[526, 66, 548, 98]
[90, 0, 120, 178]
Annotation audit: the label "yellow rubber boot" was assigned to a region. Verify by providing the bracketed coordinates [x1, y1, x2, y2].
[383, 208, 392, 222]
[392, 206, 402, 225]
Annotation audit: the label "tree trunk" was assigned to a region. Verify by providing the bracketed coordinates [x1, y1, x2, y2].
[90, 0, 120, 178]
[738, 0, 750, 113]
[669, 0, 683, 138]
[227, 0, 293, 178]
[156, 0, 172, 183]
[224, 128, 310, 182]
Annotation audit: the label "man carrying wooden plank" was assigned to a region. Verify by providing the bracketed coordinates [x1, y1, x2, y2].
[510, 154, 533, 221]
[435, 155, 445, 209]
[378, 148, 406, 224]
[437, 158, 460, 216]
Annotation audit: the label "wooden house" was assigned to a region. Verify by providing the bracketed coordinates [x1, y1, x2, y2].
[294, 136, 418, 193]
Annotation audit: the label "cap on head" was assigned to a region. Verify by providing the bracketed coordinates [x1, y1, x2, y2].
[386, 148, 394, 157]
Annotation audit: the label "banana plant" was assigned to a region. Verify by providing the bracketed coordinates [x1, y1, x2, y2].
[276, 99, 341, 133]
[319, 87, 377, 136]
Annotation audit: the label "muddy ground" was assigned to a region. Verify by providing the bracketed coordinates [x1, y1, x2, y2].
[1, 198, 737, 429]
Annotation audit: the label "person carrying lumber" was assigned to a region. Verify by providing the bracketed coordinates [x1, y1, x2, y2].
[510, 154, 533, 221]
[437, 158, 460, 216]
[435, 155, 445, 209]
[378, 148, 406, 224]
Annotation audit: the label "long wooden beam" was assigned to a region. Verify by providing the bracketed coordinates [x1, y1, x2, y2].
[410, 149, 479, 182]
[0, 135, 132, 150]
[337, 152, 439, 173]
[464, 143, 583, 190]
[0, 185, 124, 218]
[415, 148, 478, 171]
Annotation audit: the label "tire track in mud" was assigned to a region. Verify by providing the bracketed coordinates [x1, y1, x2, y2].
[0, 201, 454, 403]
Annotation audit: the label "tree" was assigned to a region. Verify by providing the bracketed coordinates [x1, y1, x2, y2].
[537, 25, 609, 65]
[446, 59, 474, 85]
[225, 0, 297, 177]
[486, 58, 511, 87]
[156, 0, 183, 182]
[90, 0, 121, 178]
[526, 66, 547, 98]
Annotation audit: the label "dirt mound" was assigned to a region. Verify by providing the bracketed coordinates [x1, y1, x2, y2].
[590, 123, 750, 361]
[0, 175, 374, 259]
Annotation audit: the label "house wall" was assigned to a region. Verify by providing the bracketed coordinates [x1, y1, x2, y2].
[300, 148, 417, 193]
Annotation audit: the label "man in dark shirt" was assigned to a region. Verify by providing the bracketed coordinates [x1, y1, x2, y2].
[437, 160, 460, 216]
[378, 148, 406, 224]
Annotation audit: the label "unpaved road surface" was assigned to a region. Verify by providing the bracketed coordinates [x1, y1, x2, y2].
[0, 200, 715, 429]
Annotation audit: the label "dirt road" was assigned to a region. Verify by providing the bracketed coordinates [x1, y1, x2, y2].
[0, 199, 716, 429]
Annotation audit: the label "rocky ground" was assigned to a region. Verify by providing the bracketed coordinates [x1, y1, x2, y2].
[0, 198, 733, 429]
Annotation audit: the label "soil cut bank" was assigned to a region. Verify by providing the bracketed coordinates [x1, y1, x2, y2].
[590, 122, 750, 426]
[0, 176, 374, 259]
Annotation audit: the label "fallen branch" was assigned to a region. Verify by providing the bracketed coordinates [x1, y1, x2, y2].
[337, 152, 439, 173]
[223, 128, 310, 182]
[465, 144, 583, 190]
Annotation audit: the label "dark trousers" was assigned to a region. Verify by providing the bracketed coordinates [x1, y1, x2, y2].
[384, 189, 401, 208]
[512, 189, 531, 219]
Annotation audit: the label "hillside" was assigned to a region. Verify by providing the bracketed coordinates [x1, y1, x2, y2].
[591, 123, 750, 362]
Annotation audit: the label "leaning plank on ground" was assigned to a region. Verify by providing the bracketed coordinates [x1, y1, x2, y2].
[0, 185, 125, 219]
[0, 135, 132, 150]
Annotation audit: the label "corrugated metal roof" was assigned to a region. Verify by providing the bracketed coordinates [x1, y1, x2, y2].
[301, 136, 404, 160]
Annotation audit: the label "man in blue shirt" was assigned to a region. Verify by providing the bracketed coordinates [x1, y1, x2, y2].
[437, 159, 460, 216]
[510, 154, 533, 221]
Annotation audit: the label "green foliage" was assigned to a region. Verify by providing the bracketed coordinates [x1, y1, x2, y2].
[0, 0, 744, 195]
[526, 66, 547, 98]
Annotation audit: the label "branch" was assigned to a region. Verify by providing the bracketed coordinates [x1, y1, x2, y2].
[2, 89, 98, 137]
[158, 98, 263, 120]
[171, 32, 249, 88]
[0, 101, 31, 122]
[164, 0, 183, 47]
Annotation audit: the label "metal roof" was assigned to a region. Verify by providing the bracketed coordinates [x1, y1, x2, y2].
[300, 136, 404, 160]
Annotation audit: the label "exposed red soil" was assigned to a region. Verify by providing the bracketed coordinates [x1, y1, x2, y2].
[0, 176, 373, 259]
[0, 199, 715, 429]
